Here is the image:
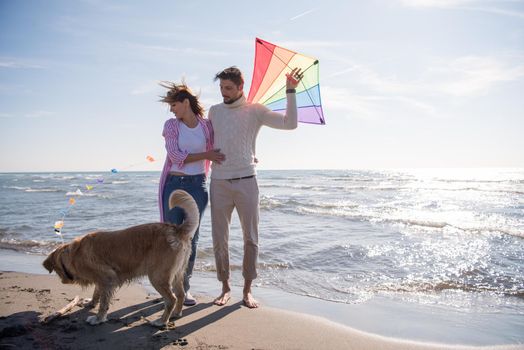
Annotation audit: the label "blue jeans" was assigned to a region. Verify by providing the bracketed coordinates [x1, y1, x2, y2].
[162, 173, 208, 292]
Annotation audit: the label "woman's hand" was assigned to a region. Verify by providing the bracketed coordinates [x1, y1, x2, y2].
[207, 148, 226, 164]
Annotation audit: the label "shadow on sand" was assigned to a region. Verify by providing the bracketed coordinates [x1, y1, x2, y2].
[0, 298, 244, 349]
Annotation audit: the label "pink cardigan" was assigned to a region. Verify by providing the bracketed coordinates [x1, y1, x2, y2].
[158, 117, 214, 222]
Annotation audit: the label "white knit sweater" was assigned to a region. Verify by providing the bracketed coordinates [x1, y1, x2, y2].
[209, 94, 297, 180]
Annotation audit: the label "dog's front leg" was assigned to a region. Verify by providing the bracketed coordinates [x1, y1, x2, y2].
[86, 282, 115, 325]
[82, 285, 101, 308]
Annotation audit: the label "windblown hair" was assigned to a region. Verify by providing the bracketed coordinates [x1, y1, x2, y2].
[160, 81, 205, 117]
[214, 66, 244, 87]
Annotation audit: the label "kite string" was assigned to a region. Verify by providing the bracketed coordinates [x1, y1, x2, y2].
[53, 155, 156, 238]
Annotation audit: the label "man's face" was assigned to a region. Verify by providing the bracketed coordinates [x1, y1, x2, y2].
[220, 79, 243, 104]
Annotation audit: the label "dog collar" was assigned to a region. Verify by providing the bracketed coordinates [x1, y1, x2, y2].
[60, 257, 75, 281]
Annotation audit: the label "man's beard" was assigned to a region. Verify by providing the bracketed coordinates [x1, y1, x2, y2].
[224, 92, 243, 105]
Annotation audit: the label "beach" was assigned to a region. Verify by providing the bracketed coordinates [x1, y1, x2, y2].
[0, 250, 521, 350]
[0, 269, 520, 350]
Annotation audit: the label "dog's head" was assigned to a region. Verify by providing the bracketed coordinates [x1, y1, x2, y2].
[43, 242, 77, 284]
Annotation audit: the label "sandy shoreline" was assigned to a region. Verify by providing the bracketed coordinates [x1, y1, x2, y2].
[0, 270, 521, 350]
[1, 249, 523, 349]
[0, 272, 522, 349]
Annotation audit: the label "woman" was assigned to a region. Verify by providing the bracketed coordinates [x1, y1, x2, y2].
[158, 82, 224, 306]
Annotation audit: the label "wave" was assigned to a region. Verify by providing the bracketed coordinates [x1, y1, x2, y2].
[259, 196, 524, 238]
[260, 197, 303, 210]
[84, 175, 105, 180]
[371, 216, 524, 238]
[52, 175, 77, 181]
[260, 196, 359, 210]
[259, 183, 401, 192]
[0, 239, 59, 255]
[413, 186, 524, 196]
[434, 178, 517, 184]
[374, 280, 524, 299]
[383, 218, 448, 229]
[4, 186, 60, 193]
[65, 189, 85, 196]
[259, 184, 319, 190]
[456, 226, 524, 238]
[260, 182, 524, 196]
[194, 261, 291, 274]
[385, 218, 524, 238]
[260, 181, 524, 197]
[257, 272, 524, 306]
[26, 188, 60, 193]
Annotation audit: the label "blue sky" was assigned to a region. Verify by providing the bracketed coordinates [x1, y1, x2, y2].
[1, 0, 523, 172]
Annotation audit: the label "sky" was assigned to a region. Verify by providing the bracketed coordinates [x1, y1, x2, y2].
[1, 0, 523, 172]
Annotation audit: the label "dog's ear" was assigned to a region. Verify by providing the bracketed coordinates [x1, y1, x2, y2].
[42, 253, 54, 273]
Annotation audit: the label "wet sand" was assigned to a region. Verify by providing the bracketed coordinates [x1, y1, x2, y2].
[1, 270, 521, 350]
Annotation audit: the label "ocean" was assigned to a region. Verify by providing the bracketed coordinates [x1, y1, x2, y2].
[1, 169, 523, 343]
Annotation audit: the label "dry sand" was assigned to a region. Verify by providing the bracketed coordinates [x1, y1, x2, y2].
[0, 271, 521, 350]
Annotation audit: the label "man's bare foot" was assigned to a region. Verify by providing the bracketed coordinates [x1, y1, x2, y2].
[243, 292, 259, 308]
[214, 281, 231, 306]
[213, 291, 231, 306]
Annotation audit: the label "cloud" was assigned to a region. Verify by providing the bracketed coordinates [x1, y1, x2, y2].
[0, 113, 14, 119]
[320, 54, 524, 122]
[338, 61, 416, 95]
[130, 81, 158, 95]
[290, 9, 316, 21]
[400, 0, 476, 7]
[323, 86, 377, 120]
[0, 59, 43, 69]
[130, 44, 228, 57]
[321, 86, 438, 121]
[24, 111, 55, 118]
[430, 56, 524, 96]
[462, 5, 524, 19]
[79, 0, 130, 12]
[331, 54, 524, 98]
[399, 0, 524, 18]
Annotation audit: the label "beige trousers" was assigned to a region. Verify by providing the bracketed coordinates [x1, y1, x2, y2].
[210, 177, 259, 281]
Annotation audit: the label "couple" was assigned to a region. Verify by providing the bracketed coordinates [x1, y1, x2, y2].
[158, 66, 302, 309]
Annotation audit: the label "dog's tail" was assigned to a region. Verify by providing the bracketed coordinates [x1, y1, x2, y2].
[168, 189, 199, 239]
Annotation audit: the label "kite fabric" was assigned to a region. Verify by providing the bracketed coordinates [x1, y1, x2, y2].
[247, 38, 326, 125]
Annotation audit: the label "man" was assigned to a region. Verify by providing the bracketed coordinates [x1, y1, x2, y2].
[208, 66, 302, 308]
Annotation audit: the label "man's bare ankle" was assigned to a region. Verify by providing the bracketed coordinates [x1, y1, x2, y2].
[242, 292, 259, 308]
[213, 280, 232, 306]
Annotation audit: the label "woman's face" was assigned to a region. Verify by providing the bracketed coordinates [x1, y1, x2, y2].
[169, 100, 185, 118]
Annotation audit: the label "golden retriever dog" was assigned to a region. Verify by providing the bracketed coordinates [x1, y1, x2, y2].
[43, 189, 198, 327]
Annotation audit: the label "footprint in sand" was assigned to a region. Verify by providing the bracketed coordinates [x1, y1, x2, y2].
[173, 338, 188, 346]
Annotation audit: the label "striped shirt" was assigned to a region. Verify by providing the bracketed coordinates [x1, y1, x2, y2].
[158, 117, 214, 222]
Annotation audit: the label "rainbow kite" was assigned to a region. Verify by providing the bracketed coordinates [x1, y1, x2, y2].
[247, 38, 326, 125]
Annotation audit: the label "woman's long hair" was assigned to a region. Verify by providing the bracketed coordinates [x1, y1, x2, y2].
[159, 81, 205, 117]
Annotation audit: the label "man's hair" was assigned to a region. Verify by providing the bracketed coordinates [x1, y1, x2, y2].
[214, 66, 244, 87]
[159, 81, 204, 117]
